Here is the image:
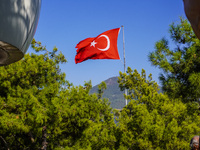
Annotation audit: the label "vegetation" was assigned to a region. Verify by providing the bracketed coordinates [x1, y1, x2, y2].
[0, 17, 199, 149]
[117, 68, 200, 149]
[116, 18, 200, 149]
[0, 40, 116, 149]
[149, 17, 200, 104]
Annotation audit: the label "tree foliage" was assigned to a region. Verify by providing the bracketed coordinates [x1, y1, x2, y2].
[149, 17, 200, 103]
[0, 39, 116, 149]
[115, 18, 200, 149]
[117, 68, 200, 150]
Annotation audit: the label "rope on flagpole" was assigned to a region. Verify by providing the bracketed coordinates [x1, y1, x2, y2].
[121, 25, 128, 106]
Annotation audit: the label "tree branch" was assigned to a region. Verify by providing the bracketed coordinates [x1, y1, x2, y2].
[41, 126, 48, 150]
[0, 136, 10, 150]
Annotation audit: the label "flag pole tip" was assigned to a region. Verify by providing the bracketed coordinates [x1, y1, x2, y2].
[121, 25, 124, 27]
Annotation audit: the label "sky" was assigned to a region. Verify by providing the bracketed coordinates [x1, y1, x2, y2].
[31, 0, 186, 86]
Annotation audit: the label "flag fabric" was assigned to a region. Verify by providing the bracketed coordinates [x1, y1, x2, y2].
[75, 28, 120, 64]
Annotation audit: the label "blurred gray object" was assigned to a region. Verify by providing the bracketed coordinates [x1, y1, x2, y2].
[0, 0, 41, 66]
[183, 0, 200, 39]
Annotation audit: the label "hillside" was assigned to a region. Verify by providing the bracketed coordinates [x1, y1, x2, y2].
[90, 76, 126, 109]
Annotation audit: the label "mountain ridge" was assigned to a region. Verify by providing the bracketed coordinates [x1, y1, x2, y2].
[90, 76, 125, 109]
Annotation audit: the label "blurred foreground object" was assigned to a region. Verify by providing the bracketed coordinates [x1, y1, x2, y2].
[0, 0, 41, 66]
[183, 0, 200, 39]
[190, 136, 199, 150]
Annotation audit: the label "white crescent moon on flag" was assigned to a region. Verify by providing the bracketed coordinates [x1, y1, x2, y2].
[97, 35, 110, 51]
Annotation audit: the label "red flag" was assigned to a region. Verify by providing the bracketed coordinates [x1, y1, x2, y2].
[75, 28, 120, 64]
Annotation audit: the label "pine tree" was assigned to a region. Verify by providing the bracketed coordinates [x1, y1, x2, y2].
[149, 17, 200, 104]
[116, 68, 200, 149]
[0, 39, 116, 149]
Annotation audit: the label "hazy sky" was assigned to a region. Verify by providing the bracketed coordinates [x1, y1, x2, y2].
[31, 0, 186, 86]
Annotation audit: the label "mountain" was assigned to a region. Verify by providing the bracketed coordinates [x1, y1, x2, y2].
[90, 77, 162, 109]
[90, 76, 126, 109]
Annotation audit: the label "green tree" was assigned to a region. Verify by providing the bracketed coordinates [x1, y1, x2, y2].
[149, 17, 200, 103]
[0, 39, 67, 149]
[52, 82, 116, 150]
[97, 81, 107, 99]
[116, 68, 200, 150]
[0, 39, 116, 149]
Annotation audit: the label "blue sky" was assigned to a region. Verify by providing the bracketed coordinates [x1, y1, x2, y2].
[31, 0, 185, 86]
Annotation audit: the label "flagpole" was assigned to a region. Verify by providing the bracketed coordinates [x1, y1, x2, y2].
[121, 25, 128, 106]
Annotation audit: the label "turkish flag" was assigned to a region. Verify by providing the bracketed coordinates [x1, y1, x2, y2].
[75, 28, 120, 64]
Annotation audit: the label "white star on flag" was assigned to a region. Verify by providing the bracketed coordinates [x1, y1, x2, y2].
[90, 40, 97, 47]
